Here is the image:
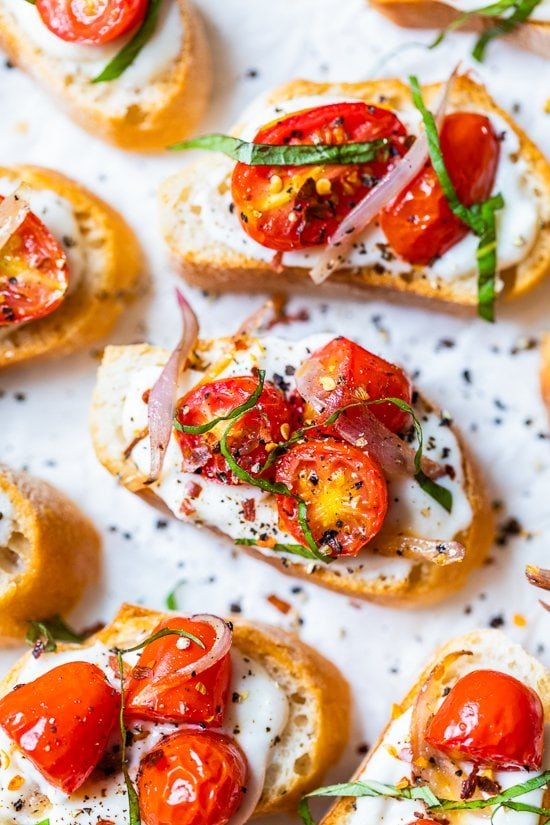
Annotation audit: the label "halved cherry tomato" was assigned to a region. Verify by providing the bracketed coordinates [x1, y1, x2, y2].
[0, 201, 68, 327]
[275, 437, 388, 557]
[232, 102, 408, 252]
[0, 661, 119, 793]
[36, 0, 148, 45]
[380, 113, 500, 265]
[305, 337, 412, 433]
[425, 669, 544, 770]
[175, 376, 291, 484]
[138, 730, 247, 825]
[125, 617, 231, 727]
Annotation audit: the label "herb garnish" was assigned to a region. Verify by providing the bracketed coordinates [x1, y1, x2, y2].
[170, 134, 390, 165]
[431, 0, 542, 61]
[409, 75, 505, 322]
[166, 579, 186, 610]
[26, 615, 85, 655]
[112, 627, 206, 825]
[235, 538, 326, 561]
[92, 0, 163, 83]
[298, 771, 550, 824]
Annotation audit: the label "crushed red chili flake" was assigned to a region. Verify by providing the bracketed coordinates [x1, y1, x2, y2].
[242, 498, 256, 522]
[267, 594, 292, 614]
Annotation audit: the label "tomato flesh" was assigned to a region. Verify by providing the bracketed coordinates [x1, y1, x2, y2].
[232, 102, 408, 252]
[36, 0, 148, 45]
[175, 376, 291, 484]
[0, 661, 119, 793]
[138, 730, 247, 825]
[380, 113, 500, 265]
[275, 437, 388, 557]
[303, 337, 412, 433]
[0, 201, 68, 327]
[425, 669, 544, 770]
[125, 617, 231, 727]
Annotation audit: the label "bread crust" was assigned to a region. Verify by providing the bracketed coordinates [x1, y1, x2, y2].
[0, 602, 350, 815]
[160, 75, 550, 311]
[0, 165, 143, 369]
[370, 0, 550, 58]
[90, 341, 494, 608]
[0, 0, 212, 152]
[0, 464, 101, 644]
[321, 629, 550, 824]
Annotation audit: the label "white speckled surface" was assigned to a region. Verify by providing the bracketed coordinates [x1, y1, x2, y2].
[0, 0, 549, 821]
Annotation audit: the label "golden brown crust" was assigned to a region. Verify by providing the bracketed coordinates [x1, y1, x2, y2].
[0, 602, 350, 815]
[0, 0, 212, 152]
[541, 334, 550, 412]
[0, 464, 101, 644]
[90, 342, 494, 608]
[0, 165, 143, 369]
[370, 0, 550, 58]
[161, 75, 550, 311]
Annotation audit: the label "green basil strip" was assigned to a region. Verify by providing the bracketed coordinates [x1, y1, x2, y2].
[92, 0, 163, 84]
[173, 371, 266, 435]
[26, 615, 85, 653]
[430, 0, 517, 48]
[115, 627, 205, 656]
[116, 649, 141, 825]
[434, 769, 550, 812]
[472, 0, 542, 60]
[235, 538, 325, 562]
[36, 821, 50, 825]
[165, 579, 186, 610]
[476, 193, 505, 322]
[169, 134, 390, 165]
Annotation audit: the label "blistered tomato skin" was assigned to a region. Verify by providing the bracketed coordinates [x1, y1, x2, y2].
[0, 204, 68, 327]
[125, 617, 231, 726]
[138, 730, 248, 825]
[425, 669, 544, 770]
[275, 437, 388, 557]
[380, 113, 500, 265]
[35, 0, 148, 44]
[231, 102, 408, 252]
[0, 661, 119, 793]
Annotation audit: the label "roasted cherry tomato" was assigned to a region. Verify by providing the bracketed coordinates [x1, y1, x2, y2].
[0, 201, 68, 327]
[380, 113, 500, 265]
[232, 102, 408, 252]
[175, 376, 291, 484]
[303, 337, 412, 433]
[425, 669, 544, 770]
[275, 437, 388, 557]
[138, 730, 247, 825]
[36, 0, 148, 44]
[125, 617, 231, 727]
[0, 661, 119, 793]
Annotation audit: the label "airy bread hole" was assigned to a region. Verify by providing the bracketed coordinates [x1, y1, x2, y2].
[293, 752, 312, 775]
[0, 531, 28, 578]
[124, 105, 145, 126]
[291, 691, 307, 705]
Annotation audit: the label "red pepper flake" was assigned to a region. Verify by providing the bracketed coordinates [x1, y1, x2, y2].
[108, 654, 131, 681]
[142, 389, 151, 404]
[242, 498, 256, 522]
[267, 594, 292, 615]
[186, 481, 202, 500]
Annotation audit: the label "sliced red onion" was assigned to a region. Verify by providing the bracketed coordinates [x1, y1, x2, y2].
[381, 536, 465, 565]
[309, 70, 457, 285]
[134, 614, 232, 702]
[147, 289, 199, 483]
[525, 565, 550, 590]
[0, 190, 30, 253]
[410, 650, 472, 799]
[236, 299, 277, 337]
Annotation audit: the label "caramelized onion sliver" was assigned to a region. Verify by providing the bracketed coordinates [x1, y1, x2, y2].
[378, 537, 465, 566]
[525, 565, 550, 591]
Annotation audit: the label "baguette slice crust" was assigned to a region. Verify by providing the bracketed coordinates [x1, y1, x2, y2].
[0, 602, 350, 816]
[160, 75, 550, 311]
[541, 334, 550, 412]
[0, 464, 100, 644]
[0, 165, 143, 369]
[90, 341, 494, 608]
[370, 0, 550, 58]
[0, 0, 211, 152]
[321, 629, 550, 824]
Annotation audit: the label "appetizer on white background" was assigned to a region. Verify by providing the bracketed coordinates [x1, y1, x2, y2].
[0, 165, 141, 368]
[302, 630, 550, 825]
[0, 603, 349, 824]
[0, 0, 211, 150]
[91, 297, 493, 607]
[160, 73, 550, 321]
[0, 464, 100, 643]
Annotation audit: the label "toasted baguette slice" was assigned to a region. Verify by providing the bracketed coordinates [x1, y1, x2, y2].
[160, 75, 550, 311]
[0, 602, 350, 816]
[0, 463, 100, 644]
[90, 340, 494, 608]
[370, 0, 550, 59]
[0, 0, 211, 151]
[0, 165, 142, 369]
[541, 334, 550, 411]
[321, 629, 550, 824]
